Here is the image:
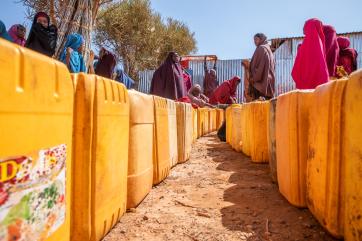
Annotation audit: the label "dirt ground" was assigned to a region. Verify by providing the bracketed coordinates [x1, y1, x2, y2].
[103, 134, 337, 241]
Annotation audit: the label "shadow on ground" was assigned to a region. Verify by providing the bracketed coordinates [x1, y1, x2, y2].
[203, 134, 337, 241]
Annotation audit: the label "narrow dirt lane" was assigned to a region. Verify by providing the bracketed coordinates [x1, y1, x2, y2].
[104, 134, 337, 241]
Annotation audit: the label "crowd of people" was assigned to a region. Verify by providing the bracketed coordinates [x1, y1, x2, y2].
[0, 12, 134, 88]
[0, 14, 359, 105]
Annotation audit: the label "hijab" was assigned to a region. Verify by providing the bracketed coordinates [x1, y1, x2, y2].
[209, 76, 241, 105]
[150, 52, 186, 100]
[8, 24, 26, 46]
[292, 18, 329, 89]
[95, 47, 117, 79]
[0, 20, 12, 42]
[59, 33, 86, 73]
[337, 36, 358, 74]
[323, 25, 339, 77]
[25, 12, 57, 57]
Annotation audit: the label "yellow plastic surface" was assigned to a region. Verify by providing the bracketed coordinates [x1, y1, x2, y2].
[167, 100, 178, 167]
[209, 109, 217, 132]
[267, 98, 277, 183]
[153, 96, 171, 185]
[127, 90, 154, 208]
[276, 91, 313, 207]
[176, 103, 193, 163]
[343, 70, 362, 241]
[250, 102, 269, 163]
[192, 108, 198, 142]
[0, 39, 73, 241]
[241, 104, 251, 156]
[307, 79, 347, 238]
[231, 106, 242, 152]
[203, 108, 210, 135]
[226, 107, 233, 144]
[72, 74, 129, 241]
[216, 109, 225, 130]
[197, 108, 205, 138]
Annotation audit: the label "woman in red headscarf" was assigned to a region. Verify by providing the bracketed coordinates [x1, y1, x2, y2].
[323, 25, 339, 77]
[337, 36, 358, 75]
[209, 76, 241, 105]
[292, 18, 329, 89]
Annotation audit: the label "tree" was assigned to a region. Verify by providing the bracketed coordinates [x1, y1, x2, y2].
[20, 0, 112, 58]
[94, 0, 197, 80]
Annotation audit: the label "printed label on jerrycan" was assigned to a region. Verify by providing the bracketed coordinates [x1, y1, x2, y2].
[0, 144, 67, 241]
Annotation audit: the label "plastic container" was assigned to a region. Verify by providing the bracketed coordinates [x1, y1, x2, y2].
[240, 104, 251, 156]
[231, 106, 242, 152]
[0, 39, 73, 241]
[197, 108, 205, 138]
[267, 98, 277, 183]
[72, 74, 129, 241]
[176, 103, 193, 163]
[192, 108, 198, 142]
[167, 99, 178, 168]
[204, 108, 210, 135]
[276, 91, 313, 207]
[209, 109, 217, 132]
[216, 109, 225, 130]
[250, 101, 269, 163]
[153, 96, 171, 185]
[226, 107, 233, 144]
[307, 79, 348, 238]
[127, 90, 154, 208]
[343, 70, 362, 241]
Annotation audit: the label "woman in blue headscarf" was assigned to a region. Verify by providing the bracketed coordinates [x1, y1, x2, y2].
[0, 20, 13, 42]
[59, 33, 86, 73]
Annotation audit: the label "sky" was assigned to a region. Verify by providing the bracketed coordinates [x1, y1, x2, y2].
[1, 0, 362, 59]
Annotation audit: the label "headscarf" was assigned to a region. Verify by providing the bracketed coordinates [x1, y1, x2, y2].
[95, 47, 117, 79]
[0, 20, 12, 42]
[25, 12, 57, 57]
[183, 69, 192, 92]
[115, 66, 135, 89]
[292, 18, 329, 89]
[254, 33, 268, 45]
[323, 25, 339, 77]
[59, 33, 86, 73]
[150, 52, 186, 100]
[337, 36, 358, 74]
[8, 24, 26, 46]
[203, 61, 218, 98]
[209, 76, 241, 105]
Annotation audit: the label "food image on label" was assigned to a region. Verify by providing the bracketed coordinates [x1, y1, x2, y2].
[0, 144, 66, 241]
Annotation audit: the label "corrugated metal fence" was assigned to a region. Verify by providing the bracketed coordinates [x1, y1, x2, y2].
[138, 59, 245, 102]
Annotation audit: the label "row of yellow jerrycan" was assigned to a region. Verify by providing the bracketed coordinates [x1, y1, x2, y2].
[196, 108, 223, 138]
[0, 39, 220, 241]
[226, 71, 362, 240]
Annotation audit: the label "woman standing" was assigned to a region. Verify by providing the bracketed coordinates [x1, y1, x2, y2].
[323, 25, 339, 77]
[150, 52, 186, 100]
[59, 33, 86, 73]
[25, 12, 57, 57]
[292, 18, 329, 89]
[249, 33, 275, 100]
[95, 47, 117, 79]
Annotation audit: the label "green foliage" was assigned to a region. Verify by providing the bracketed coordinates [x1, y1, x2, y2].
[95, 0, 197, 80]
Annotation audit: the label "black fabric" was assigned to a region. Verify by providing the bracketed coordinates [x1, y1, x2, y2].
[217, 121, 226, 142]
[25, 13, 57, 57]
